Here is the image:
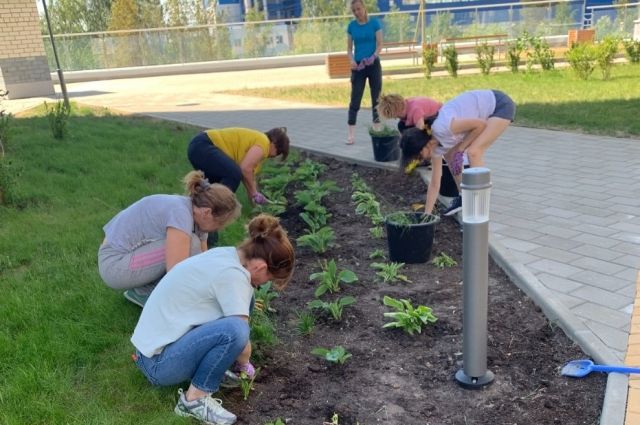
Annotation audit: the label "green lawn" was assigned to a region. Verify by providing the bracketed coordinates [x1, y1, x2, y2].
[0, 105, 252, 425]
[227, 64, 640, 138]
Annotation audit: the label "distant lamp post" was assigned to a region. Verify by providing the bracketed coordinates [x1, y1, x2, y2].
[41, 0, 69, 109]
[455, 167, 495, 389]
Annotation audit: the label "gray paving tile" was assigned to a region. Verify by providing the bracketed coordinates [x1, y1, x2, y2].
[570, 257, 626, 275]
[571, 302, 630, 328]
[537, 273, 583, 293]
[568, 270, 629, 291]
[540, 206, 581, 218]
[528, 259, 583, 278]
[497, 238, 541, 253]
[611, 254, 640, 269]
[530, 234, 583, 251]
[572, 285, 632, 310]
[570, 244, 623, 262]
[529, 246, 582, 263]
[572, 233, 621, 249]
[614, 267, 639, 282]
[616, 283, 638, 299]
[611, 242, 640, 256]
[494, 226, 544, 241]
[550, 290, 587, 310]
[584, 320, 632, 353]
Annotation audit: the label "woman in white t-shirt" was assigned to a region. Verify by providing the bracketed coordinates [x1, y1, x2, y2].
[98, 170, 241, 307]
[399, 89, 516, 216]
[131, 214, 295, 425]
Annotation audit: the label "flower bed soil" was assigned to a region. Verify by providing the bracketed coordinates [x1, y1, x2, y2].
[225, 152, 605, 425]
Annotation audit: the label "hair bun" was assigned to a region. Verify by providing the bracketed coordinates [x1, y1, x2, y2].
[248, 214, 281, 240]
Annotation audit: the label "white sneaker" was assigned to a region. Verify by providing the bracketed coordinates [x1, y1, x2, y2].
[174, 388, 237, 425]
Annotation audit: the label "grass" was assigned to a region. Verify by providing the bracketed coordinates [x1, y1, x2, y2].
[226, 63, 640, 138]
[0, 103, 253, 425]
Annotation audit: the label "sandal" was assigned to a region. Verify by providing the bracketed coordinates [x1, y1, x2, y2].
[346, 136, 355, 145]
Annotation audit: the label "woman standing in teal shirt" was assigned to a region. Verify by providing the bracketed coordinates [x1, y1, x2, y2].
[346, 0, 383, 145]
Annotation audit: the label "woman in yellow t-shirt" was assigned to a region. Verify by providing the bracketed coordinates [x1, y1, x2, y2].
[187, 127, 289, 205]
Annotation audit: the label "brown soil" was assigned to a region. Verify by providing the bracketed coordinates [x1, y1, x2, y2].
[225, 152, 605, 425]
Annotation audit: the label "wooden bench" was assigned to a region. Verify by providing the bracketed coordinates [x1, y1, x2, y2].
[439, 34, 508, 60]
[325, 42, 420, 78]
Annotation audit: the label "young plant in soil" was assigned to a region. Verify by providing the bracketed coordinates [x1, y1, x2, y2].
[369, 249, 386, 259]
[254, 281, 279, 313]
[307, 296, 356, 321]
[295, 310, 316, 336]
[265, 419, 285, 425]
[296, 226, 335, 254]
[371, 262, 411, 283]
[239, 368, 260, 401]
[299, 201, 332, 232]
[311, 346, 352, 365]
[310, 259, 358, 297]
[432, 252, 457, 269]
[382, 295, 438, 335]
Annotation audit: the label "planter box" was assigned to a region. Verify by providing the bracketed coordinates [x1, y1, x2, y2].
[325, 54, 351, 79]
[567, 29, 595, 47]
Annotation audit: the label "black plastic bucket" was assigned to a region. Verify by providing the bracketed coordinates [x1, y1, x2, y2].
[371, 135, 400, 162]
[385, 212, 439, 264]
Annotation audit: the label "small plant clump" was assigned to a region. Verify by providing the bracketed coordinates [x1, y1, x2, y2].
[296, 310, 316, 336]
[475, 41, 495, 75]
[371, 262, 411, 284]
[307, 296, 356, 321]
[385, 211, 437, 226]
[254, 281, 279, 313]
[311, 346, 352, 365]
[45, 100, 71, 139]
[566, 42, 597, 80]
[382, 295, 438, 335]
[443, 44, 459, 77]
[623, 39, 640, 63]
[367, 123, 399, 137]
[239, 368, 259, 400]
[264, 418, 286, 425]
[422, 45, 438, 78]
[432, 252, 457, 268]
[309, 259, 358, 297]
[369, 248, 386, 259]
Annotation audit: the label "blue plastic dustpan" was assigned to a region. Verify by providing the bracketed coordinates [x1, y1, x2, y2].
[561, 359, 640, 378]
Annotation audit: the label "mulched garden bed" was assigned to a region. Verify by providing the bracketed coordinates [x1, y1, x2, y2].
[224, 152, 605, 425]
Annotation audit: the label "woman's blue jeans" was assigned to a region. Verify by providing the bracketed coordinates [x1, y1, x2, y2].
[134, 316, 249, 393]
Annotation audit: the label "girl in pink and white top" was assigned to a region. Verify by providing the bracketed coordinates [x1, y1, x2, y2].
[377, 93, 442, 132]
[398, 89, 516, 216]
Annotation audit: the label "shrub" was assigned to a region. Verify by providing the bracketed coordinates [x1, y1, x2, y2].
[566, 42, 598, 80]
[0, 90, 12, 149]
[623, 39, 640, 63]
[45, 100, 71, 139]
[596, 36, 619, 80]
[475, 41, 495, 75]
[442, 44, 458, 77]
[422, 45, 438, 79]
[506, 37, 526, 73]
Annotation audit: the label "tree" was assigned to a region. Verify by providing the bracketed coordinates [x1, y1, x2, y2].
[243, 5, 271, 58]
[108, 0, 141, 66]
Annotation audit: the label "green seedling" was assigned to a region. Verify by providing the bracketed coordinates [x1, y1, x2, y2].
[311, 346, 352, 365]
[386, 211, 438, 226]
[369, 226, 384, 239]
[369, 249, 386, 260]
[296, 226, 335, 254]
[293, 158, 326, 181]
[382, 295, 437, 335]
[354, 198, 381, 219]
[323, 413, 340, 425]
[254, 281, 279, 313]
[351, 173, 371, 193]
[264, 419, 285, 425]
[296, 310, 316, 336]
[351, 190, 377, 205]
[239, 368, 260, 400]
[309, 259, 358, 297]
[307, 296, 356, 321]
[371, 262, 411, 283]
[432, 252, 457, 269]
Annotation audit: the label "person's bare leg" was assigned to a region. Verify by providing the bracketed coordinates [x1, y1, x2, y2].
[466, 117, 511, 167]
[347, 125, 356, 145]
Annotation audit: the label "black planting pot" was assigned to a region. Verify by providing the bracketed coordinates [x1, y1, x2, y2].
[385, 212, 440, 264]
[371, 135, 400, 162]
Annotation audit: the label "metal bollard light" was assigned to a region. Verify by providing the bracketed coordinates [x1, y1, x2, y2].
[455, 167, 495, 389]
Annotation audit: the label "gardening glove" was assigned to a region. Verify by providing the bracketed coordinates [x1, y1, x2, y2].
[252, 192, 268, 205]
[233, 361, 256, 379]
[363, 53, 377, 66]
[448, 151, 465, 176]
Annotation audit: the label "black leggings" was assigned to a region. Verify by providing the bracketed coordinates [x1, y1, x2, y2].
[187, 132, 241, 192]
[348, 58, 382, 125]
